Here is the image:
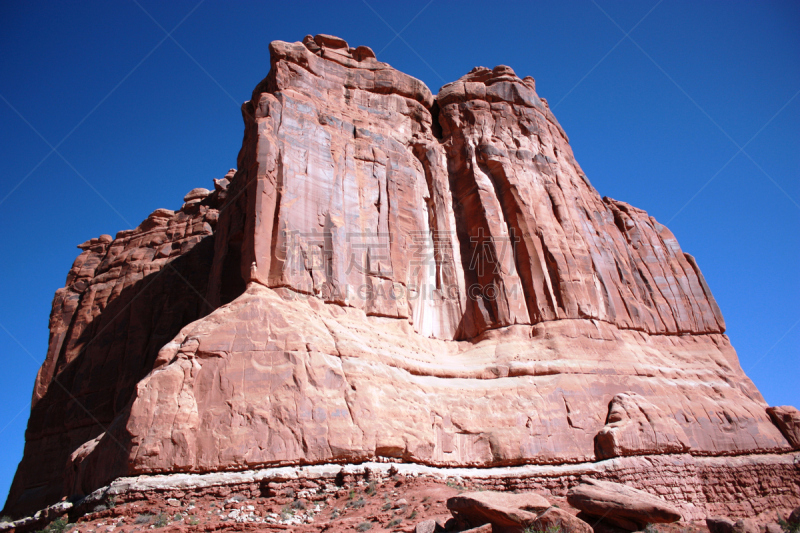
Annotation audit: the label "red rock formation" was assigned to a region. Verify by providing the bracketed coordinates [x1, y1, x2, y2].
[446, 490, 551, 529]
[445, 490, 592, 533]
[595, 392, 691, 459]
[767, 406, 800, 449]
[4, 35, 796, 517]
[6, 181, 228, 516]
[436, 65, 726, 337]
[567, 477, 682, 530]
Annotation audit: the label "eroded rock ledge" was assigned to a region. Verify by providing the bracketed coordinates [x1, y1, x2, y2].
[15, 452, 800, 528]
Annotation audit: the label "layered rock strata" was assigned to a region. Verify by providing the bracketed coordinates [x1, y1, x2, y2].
[5, 34, 796, 517]
[22, 453, 800, 524]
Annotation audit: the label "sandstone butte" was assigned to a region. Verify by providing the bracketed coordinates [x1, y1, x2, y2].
[5, 34, 799, 521]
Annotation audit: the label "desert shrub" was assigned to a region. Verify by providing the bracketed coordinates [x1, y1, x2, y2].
[291, 499, 306, 510]
[153, 512, 170, 528]
[36, 517, 71, 533]
[134, 514, 153, 525]
[644, 524, 659, 533]
[778, 515, 800, 533]
[187, 515, 200, 525]
[445, 479, 467, 491]
[348, 497, 366, 509]
[408, 510, 417, 520]
[52, 518, 71, 533]
[388, 517, 403, 527]
[365, 481, 377, 496]
[524, 523, 562, 533]
[92, 504, 107, 513]
[356, 522, 373, 532]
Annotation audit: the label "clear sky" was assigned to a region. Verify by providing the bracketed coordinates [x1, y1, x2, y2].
[0, 1, 798, 503]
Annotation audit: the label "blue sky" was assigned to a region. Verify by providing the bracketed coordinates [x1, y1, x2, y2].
[0, 1, 797, 502]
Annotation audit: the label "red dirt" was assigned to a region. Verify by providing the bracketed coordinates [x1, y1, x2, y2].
[60, 477, 713, 533]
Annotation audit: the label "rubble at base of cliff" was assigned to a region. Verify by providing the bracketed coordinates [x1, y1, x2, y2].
[3, 472, 799, 533]
[4, 457, 800, 533]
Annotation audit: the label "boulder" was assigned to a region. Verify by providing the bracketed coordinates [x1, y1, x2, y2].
[530, 507, 592, 533]
[446, 491, 550, 529]
[183, 187, 210, 202]
[767, 406, 800, 449]
[415, 519, 437, 533]
[462, 526, 493, 533]
[567, 478, 681, 530]
[733, 519, 760, 533]
[789, 506, 800, 525]
[706, 517, 735, 533]
[313, 33, 348, 49]
[707, 517, 760, 533]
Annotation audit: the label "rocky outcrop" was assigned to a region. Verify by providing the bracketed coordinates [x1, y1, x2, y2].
[567, 478, 681, 530]
[595, 392, 691, 459]
[767, 406, 800, 449]
[707, 517, 738, 533]
[56, 282, 789, 491]
[218, 35, 734, 341]
[7, 178, 230, 517]
[790, 506, 800, 525]
[4, 34, 797, 517]
[707, 517, 762, 533]
[436, 65, 728, 338]
[446, 490, 590, 533]
[533, 507, 593, 533]
[446, 491, 550, 529]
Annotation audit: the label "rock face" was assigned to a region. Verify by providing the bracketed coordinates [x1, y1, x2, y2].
[8, 182, 228, 516]
[767, 406, 800, 449]
[4, 35, 797, 517]
[595, 392, 691, 459]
